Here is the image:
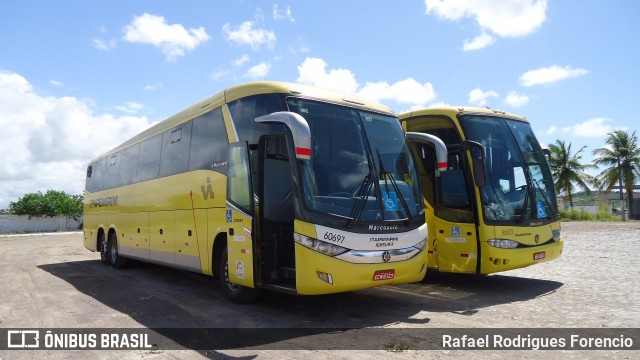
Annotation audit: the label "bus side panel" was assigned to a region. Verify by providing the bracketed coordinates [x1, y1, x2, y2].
[206, 208, 229, 276]
[83, 213, 100, 251]
[225, 208, 255, 288]
[174, 210, 206, 272]
[119, 212, 150, 261]
[149, 211, 175, 266]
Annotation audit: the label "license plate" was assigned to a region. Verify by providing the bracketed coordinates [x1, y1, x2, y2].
[373, 269, 395, 281]
[534, 251, 545, 260]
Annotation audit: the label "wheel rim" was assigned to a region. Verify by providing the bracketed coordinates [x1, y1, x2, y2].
[100, 236, 107, 260]
[224, 259, 239, 291]
[110, 238, 117, 263]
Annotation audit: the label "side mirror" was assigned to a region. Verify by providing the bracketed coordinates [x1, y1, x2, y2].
[255, 112, 312, 160]
[465, 141, 486, 188]
[406, 132, 448, 172]
[542, 148, 551, 158]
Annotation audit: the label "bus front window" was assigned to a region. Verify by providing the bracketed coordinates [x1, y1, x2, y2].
[287, 99, 423, 225]
[459, 115, 558, 224]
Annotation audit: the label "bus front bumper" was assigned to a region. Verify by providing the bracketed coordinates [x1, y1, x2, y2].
[294, 243, 428, 295]
[479, 238, 563, 274]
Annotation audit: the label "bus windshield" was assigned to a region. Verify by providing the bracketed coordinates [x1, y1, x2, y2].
[459, 115, 558, 224]
[287, 98, 423, 224]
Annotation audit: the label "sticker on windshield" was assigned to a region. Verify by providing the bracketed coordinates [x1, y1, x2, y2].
[382, 191, 398, 211]
[536, 202, 547, 218]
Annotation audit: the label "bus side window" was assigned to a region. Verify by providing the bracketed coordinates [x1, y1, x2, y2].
[136, 134, 162, 183]
[118, 144, 139, 187]
[189, 107, 229, 173]
[228, 145, 253, 214]
[160, 122, 192, 177]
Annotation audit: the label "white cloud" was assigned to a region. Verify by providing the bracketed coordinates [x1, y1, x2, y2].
[244, 62, 270, 80]
[358, 78, 436, 105]
[425, 0, 547, 49]
[296, 57, 359, 94]
[468, 88, 499, 106]
[233, 54, 250, 67]
[144, 82, 163, 91]
[296, 58, 437, 108]
[463, 32, 495, 51]
[520, 65, 588, 87]
[123, 13, 211, 61]
[49, 80, 64, 87]
[92, 38, 117, 51]
[542, 125, 558, 136]
[222, 21, 277, 50]
[0, 71, 153, 208]
[560, 118, 620, 138]
[115, 101, 143, 114]
[504, 91, 529, 107]
[273, 5, 295, 22]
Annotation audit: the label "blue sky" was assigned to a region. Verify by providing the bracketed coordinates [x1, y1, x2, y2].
[1, 0, 639, 208]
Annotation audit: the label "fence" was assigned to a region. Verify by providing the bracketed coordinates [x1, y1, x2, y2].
[0, 215, 82, 233]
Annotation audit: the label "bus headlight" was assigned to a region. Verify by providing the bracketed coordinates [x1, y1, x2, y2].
[294, 233, 349, 256]
[413, 238, 427, 251]
[487, 239, 519, 249]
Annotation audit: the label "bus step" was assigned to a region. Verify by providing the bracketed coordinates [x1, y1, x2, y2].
[280, 266, 296, 280]
[262, 283, 297, 295]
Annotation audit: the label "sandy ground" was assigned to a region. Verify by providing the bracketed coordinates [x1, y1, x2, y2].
[0, 221, 638, 359]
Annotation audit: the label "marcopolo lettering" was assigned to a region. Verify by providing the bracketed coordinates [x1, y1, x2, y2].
[368, 224, 399, 231]
[90, 195, 118, 208]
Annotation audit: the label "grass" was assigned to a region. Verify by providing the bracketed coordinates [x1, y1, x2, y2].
[559, 209, 622, 222]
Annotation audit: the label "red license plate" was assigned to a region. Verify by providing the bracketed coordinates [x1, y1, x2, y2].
[373, 269, 395, 281]
[534, 251, 545, 260]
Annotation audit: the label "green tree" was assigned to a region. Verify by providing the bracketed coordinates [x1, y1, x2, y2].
[592, 130, 640, 216]
[548, 140, 596, 207]
[9, 190, 83, 219]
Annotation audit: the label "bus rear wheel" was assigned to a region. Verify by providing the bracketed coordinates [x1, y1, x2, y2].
[108, 232, 128, 269]
[99, 232, 110, 265]
[219, 247, 258, 304]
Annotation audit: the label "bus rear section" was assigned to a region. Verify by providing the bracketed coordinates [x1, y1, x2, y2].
[400, 107, 563, 275]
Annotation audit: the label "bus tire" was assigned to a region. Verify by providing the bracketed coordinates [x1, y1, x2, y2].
[99, 232, 110, 265]
[108, 232, 128, 269]
[219, 247, 258, 304]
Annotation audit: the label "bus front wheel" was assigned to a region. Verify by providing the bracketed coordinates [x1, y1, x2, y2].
[219, 247, 258, 304]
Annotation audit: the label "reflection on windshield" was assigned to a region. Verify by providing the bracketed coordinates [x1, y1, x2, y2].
[459, 115, 558, 223]
[287, 98, 422, 223]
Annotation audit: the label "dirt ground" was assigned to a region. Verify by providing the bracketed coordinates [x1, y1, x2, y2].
[0, 221, 638, 359]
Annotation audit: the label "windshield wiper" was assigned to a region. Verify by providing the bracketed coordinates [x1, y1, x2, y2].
[532, 178, 556, 219]
[347, 172, 374, 228]
[376, 149, 413, 225]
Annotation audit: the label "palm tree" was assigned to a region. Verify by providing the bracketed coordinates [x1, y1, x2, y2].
[548, 140, 596, 207]
[592, 130, 640, 217]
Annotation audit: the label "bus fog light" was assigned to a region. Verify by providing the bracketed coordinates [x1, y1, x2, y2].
[294, 233, 348, 256]
[487, 239, 519, 249]
[316, 271, 333, 285]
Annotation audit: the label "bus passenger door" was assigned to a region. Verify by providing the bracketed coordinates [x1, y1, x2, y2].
[225, 142, 256, 288]
[434, 156, 478, 274]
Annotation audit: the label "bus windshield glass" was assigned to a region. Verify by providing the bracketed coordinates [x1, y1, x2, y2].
[287, 98, 423, 223]
[459, 115, 558, 223]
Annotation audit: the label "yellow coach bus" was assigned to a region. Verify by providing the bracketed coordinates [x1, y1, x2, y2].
[399, 107, 563, 275]
[84, 81, 436, 303]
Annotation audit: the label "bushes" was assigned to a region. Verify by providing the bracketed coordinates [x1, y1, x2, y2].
[560, 209, 621, 222]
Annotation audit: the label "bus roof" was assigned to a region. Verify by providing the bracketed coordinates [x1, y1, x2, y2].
[398, 106, 529, 123]
[91, 81, 394, 162]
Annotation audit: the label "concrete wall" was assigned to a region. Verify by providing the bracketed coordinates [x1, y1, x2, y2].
[0, 215, 82, 233]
